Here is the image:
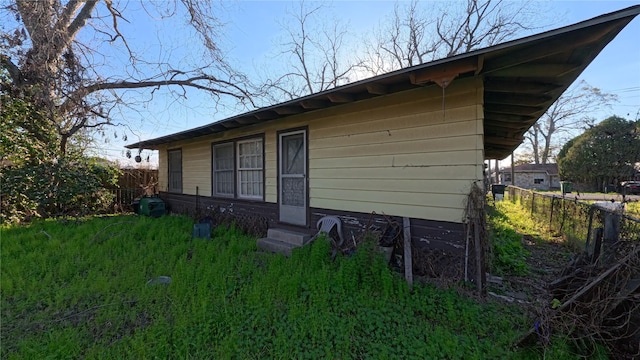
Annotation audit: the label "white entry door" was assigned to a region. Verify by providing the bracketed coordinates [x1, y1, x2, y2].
[279, 130, 307, 226]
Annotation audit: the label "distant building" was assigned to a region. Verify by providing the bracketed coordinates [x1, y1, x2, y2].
[499, 164, 560, 190]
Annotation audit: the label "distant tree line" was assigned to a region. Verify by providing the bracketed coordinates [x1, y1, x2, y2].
[558, 116, 640, 191]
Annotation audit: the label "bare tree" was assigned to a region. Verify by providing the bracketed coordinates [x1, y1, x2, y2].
[361, 0, 543, 75]
[262, 2, 362, 100]
[523, 81, 618, 164]
[361, 1, 435, 75]
[436, 0, 535, 57]
[1, 0, 255, 154]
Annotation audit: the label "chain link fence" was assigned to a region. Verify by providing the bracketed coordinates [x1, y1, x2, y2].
[506, 186, 640, 249]
[506, 187, 640, 356]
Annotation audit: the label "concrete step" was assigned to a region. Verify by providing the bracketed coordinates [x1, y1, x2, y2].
[267, 228, 311, 246]
[256, 237, 299, 257]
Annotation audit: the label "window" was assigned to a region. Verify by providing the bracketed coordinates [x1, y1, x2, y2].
[534, 178, 544, 184]
[168, 149, 182, 193]
[503, 173, 512, 182]
[213, 143, 234, 197]
[212, 137, 264, 200]
[237, 139, 263, 199]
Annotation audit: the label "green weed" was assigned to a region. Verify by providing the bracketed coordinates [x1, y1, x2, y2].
[626, 201, 640, 218]
[0, 214, 599, 359]
[487, 202, 531, 276]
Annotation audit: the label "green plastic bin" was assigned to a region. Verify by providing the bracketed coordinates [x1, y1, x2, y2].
[560, 181, 573, 194]
[138, 197, 166, 217]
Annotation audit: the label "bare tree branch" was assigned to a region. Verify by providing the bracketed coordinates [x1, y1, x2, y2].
[0, 55, 21, 84]
[86, 76, 251, 99]
[3, 0, 257, 155]
[362, 0, 544, 74]
[65, 0, 99, 51]
[59, 0, 83, 31]
[263, 1, 362, 101]
[524, 80, 618, 164]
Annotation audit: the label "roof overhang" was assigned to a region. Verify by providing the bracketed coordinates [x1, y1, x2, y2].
[127, 5, 640, 160]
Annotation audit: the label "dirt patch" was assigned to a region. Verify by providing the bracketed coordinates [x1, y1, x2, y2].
[489, 224, 640, 359]
[523, 235, 571, 279]
[488, 233, 574, 305]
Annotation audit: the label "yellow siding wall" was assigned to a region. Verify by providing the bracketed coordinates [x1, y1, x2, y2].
[308, 77, 484, 223]
[156, 77, 484, 223]
[156, 141, 212, 196]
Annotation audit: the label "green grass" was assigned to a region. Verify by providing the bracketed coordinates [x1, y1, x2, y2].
[1, 214, 604, 359]
[487, 201, 537, 276]
[624, 201, 640, 218]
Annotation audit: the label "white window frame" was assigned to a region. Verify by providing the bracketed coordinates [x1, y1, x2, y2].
[236, 138, 264, 200]
[213, 142, 235, 197]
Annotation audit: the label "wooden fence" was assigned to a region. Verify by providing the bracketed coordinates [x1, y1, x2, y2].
[109, 168, 159, 208]
[109, 188, 142, 208]
[117, 168, 158, 189]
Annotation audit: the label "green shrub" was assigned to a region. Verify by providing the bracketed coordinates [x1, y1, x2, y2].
[1, 95, 120, 223]
[1, 156, 120, 223]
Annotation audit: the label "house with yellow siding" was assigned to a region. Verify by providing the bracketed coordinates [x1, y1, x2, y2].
[127, 6, 639, 280]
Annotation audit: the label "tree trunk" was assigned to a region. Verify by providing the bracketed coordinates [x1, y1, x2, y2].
[541, 120, 555, 164]
[59, 135, 68, 155]
[527, 123, 540, 164]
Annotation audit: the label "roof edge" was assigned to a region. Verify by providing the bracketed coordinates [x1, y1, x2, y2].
[126, 5, 640, 150]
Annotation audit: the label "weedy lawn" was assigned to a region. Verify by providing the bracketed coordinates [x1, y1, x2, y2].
[1, 214, 601, 359]
[624, 201, 640, 218]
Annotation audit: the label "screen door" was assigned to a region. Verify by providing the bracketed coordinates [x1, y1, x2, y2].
[279, 130, 307, 225]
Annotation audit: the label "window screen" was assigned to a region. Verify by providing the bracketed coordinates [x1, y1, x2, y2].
[213, 143, 234, 197]
[237, 139, 263, 199]
[168, 149, 182, 193]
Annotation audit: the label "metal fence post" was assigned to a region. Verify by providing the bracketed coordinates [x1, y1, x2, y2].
[549, 197, 555, 230]
[603, 211, 621, 244]
[531, 192, 535, 215]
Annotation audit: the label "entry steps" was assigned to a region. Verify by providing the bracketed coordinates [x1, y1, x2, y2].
[257, 228, 312, 256]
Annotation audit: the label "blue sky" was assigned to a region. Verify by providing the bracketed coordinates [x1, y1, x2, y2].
[97, 1, 640, 167]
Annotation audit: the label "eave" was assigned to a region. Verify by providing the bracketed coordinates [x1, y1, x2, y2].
[127, 5, 640, 160]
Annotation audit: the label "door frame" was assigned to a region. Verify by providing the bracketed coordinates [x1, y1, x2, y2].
[277, 127, 309, 226]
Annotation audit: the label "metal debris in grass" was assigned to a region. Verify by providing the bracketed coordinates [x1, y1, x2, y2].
[91, 221, 136, 243]
[147, 276, 172, 286]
